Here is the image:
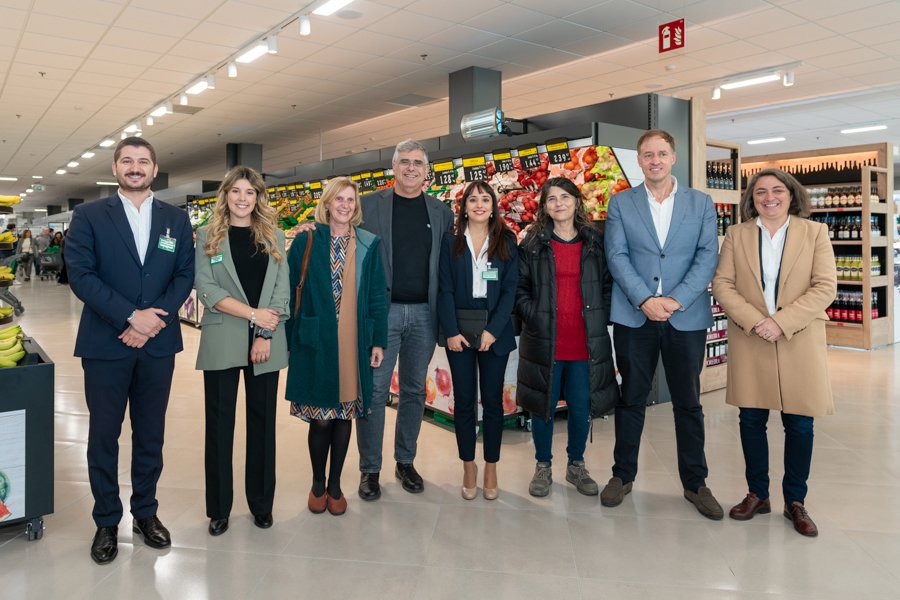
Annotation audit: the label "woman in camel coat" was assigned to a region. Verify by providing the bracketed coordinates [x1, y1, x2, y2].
[712, 167, 836, 538]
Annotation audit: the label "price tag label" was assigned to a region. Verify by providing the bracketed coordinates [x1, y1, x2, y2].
[462, 154, 488, 182]
[518, 144, 541, 170]
[373, 170, 387, 187]
[433, 161, 457, 186]
[359, 171, 375, 193]
[545, 138, 571, 165]
[310, 181, 323, 200]
[492, 149, 514, 173]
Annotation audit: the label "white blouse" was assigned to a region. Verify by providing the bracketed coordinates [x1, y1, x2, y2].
[464, 229, 490, 299]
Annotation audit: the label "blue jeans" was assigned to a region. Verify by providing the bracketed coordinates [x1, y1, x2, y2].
[531, 360, 590, 464]
[739, 408, 814, 506]
[357, 303, 436, 472]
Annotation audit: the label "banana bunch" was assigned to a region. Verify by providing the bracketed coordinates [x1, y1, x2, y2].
[0, 231, 17, 243]
[0, 195, 21, 206]
[0, 325, 25, 367]
[0, 306, 13, 317]
[0, 266, 13, 281]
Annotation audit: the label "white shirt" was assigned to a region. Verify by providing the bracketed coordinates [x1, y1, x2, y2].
[119, 190, 154, 264]
[756, 216, 790, 315]
[646, 177, 678, 295]
[464, 229, 490, 298]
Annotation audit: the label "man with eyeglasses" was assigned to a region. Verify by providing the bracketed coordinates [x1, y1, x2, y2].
[601, 129, 722, 520]
[356, 139, 454, 500]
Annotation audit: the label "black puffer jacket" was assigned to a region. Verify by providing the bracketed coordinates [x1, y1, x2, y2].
[515, 223, 619, 421]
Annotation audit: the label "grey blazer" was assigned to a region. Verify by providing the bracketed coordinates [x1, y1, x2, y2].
[605, 182, 718, 331]
[360, 187, 454, 337]
[194, 226, 290, 374]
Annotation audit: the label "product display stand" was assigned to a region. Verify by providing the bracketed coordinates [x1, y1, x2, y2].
[743, 143, 895, 349]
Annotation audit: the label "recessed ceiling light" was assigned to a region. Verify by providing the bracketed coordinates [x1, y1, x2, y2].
[81, 152, 95, 159]
[186, 79, 208, 95]
[150, 105, 168, 117]
[721, 73, 780, 90]
[123, 123, 139, 133]
[33, 208, 47, 212]
[99, 139, 116, 147]
[25, 188, 34, 193]
[0, 176, 17, 181]
[67, 161, 79, 168]
[96, 181, 118, 186]
[236, 42, 268, 64]
[31, 175, 42, 179]
[313, 0, 353, 16]
[19, 192, 27, 197]
[56, 169, 67, 175]
[841, 124, 887, 134]
[747, 137, 786, 145]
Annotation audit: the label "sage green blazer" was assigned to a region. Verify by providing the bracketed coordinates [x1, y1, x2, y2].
[194, 226, 290, 375]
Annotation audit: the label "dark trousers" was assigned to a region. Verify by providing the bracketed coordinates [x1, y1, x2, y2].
[739, 408, 814, 506]
[531, 360, 591, 464]
[612, 321, 708, 491]
[203, 366, 279, 519]
[445, 347, 510, 463]
[83, 351, 175, 527]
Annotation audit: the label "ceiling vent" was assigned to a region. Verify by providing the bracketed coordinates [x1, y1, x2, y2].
[173, 104, 204, 115]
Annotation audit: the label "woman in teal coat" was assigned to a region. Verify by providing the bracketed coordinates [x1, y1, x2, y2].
[286, 176, 388, 516]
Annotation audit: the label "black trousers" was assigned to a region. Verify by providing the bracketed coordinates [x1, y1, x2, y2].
[203, 366, 279, 519]
[83, 351, 175, 527]
[612, 321, 708, 491]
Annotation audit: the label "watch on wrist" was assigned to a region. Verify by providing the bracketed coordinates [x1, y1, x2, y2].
[255, 327, 273, 340]
[127, 310, 137, 323]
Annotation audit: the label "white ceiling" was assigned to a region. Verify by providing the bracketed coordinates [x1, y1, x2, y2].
[2, 0, 899, 209]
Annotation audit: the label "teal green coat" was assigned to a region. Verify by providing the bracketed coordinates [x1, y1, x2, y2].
[285, 224, 388, 412]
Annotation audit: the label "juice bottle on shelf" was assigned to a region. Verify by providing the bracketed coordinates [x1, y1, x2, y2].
[840, 291, 850, 322]
[871, 291, 880, 319]
[871, 255, 881, 276]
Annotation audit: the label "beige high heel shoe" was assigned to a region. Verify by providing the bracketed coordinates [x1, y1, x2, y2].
[483, 462, 499, 500]
[462, 461, 477, 500]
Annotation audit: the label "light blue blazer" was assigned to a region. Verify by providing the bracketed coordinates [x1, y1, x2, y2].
[604, 183, 717, 331]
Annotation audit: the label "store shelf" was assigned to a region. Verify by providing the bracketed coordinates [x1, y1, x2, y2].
[831, 240, 865, 245]
[0, 315, 11, 325]
[838, 276, 889, 286]
[706, 330, 727, 343]
[810, 207, 863, 213]
[0, 206, 13, 214]
[700, 361, 727, 394]
[704, 188, 740, 204]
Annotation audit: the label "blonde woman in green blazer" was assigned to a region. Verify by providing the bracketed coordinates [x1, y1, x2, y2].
[195, 166, 290, 537]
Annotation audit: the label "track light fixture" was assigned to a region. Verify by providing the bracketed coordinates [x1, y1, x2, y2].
[299, 15, 311, 36]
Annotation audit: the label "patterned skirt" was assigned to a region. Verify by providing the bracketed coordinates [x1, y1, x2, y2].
[290, 399, 363, 422]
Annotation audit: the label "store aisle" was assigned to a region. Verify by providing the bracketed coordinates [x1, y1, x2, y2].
[1, 279, 899, 600]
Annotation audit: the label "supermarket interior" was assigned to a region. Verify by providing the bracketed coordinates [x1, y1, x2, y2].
[2, 0, 900, 598]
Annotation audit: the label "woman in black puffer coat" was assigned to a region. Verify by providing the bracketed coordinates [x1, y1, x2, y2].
[516, 177, 619, 498]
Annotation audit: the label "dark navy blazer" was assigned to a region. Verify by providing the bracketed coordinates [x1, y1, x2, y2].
[437, 231, 518, 356]
[65, 195, 195, 360]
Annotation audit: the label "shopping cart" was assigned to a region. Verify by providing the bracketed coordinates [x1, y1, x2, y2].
[38, 249, 62, 281]
[0, 254, 24, 316]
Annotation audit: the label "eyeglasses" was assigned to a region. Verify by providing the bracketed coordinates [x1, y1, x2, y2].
[396, 159, 426, 169]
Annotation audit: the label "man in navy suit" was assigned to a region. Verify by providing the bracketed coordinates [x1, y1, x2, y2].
[65, 137, 194, 564]
[600, 129, 723, 520]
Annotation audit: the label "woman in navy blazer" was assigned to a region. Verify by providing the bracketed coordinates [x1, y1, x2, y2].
[438, 181, 518, 501]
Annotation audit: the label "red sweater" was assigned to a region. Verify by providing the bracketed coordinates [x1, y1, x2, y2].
[552, 239, 588, 360]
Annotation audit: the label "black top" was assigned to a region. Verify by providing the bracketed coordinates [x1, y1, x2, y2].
[229, 226, 267, 309]
[390, 192, 431, 303]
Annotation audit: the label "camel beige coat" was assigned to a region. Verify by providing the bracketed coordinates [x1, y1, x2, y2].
[712, 217, 837, 417]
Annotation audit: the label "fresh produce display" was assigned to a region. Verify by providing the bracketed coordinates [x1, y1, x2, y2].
[0, 195, 22, 207]
[0, 230, 17, 244]
[0, 324, 26, 367]
[0, 306, 13, 317]
[0, 266, 14, 281]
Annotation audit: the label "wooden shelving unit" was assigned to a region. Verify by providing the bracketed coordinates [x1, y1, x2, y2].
[742, 143, 894, 350]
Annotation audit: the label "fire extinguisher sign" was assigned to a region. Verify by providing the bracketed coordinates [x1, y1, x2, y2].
[658, 18, 685, 53]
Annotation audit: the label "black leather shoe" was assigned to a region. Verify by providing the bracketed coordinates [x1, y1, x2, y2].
[90, 526, 118, 565]
[395, 462, 424, 494]
[132, 515, 171, 549]
[208, 518, 229, 536]
[253, 513, 273, 529]
[358, 472, 381, 501]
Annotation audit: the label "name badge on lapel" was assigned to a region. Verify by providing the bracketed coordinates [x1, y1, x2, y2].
[482, 263, 499, 281]
[210, 253, 224, 264]
[158, 228, 176, 253]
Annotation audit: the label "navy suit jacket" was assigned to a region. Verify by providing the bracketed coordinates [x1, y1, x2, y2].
[605, 183, 718, 331]
[65, 194, 195, 359]
[437, 231, 518, 356]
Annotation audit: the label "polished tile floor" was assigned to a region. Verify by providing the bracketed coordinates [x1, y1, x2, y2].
[1, 279, 899, 599]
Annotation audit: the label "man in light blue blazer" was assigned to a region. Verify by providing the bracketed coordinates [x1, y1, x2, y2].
[600, 129, 723, 520]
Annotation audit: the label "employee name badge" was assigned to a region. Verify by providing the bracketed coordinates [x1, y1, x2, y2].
[210, 253, 224, 264]
[481, 263, 499, 281]
[158, 228, 176, 253]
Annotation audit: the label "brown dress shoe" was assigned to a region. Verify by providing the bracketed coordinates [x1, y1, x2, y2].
[326, 492, 347, 516]
[729, 493, 772, 521]
[784, 501, 818, 537]
[308, 490, 327, 514]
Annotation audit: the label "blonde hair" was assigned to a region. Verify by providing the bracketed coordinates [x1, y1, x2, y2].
[314, 177, 362, 227]
[203, 165, 283, 263]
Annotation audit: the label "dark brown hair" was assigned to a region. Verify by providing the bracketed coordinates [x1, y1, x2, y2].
[530, 176, 593, 237]
[740, 167, 811, 221]
[453, 181, 513, 261]
[114, 136, 157, 164]
[636, 129, 676, 153]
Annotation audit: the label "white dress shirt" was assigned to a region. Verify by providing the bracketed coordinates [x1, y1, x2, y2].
[464, 228, 490, 298]
[119, 190, 153, 264]
[756, 216, 790, 315]
[646, 177, 678, 295]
